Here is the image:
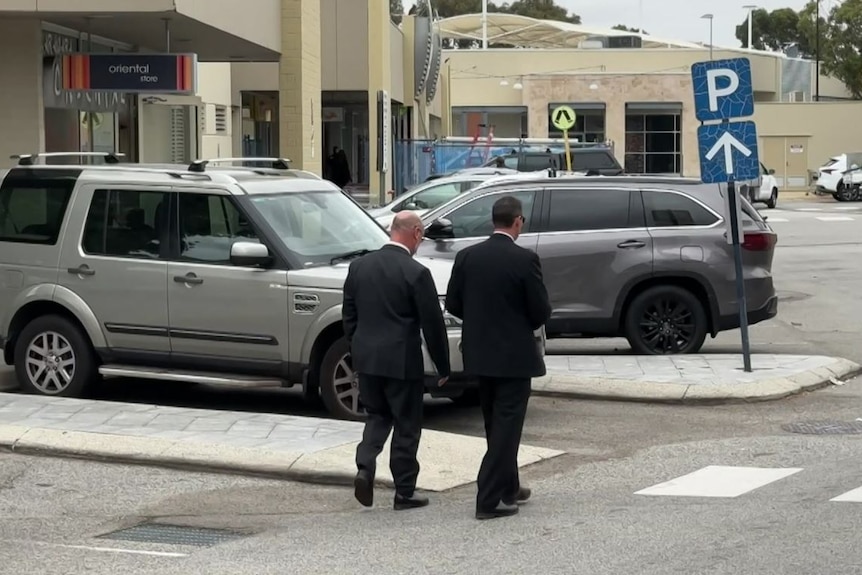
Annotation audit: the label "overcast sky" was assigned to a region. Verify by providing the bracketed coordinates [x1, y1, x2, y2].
[406, 0, 817, 48]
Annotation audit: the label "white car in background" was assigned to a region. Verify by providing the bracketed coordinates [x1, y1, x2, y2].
[743, 162, 780, 209]
[367, 171, 515, 228]
[817, 152, 862, 201]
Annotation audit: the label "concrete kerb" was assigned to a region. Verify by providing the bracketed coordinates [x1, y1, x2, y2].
[531, 357, 862, 404]
[0, 424, 564, 492]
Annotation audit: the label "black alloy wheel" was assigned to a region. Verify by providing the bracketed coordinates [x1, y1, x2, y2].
[625, 286, 708, 355]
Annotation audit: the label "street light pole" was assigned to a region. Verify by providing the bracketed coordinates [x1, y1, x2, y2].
[815, 0, 821, 101]
[743, 5, 758, 49]
[701, 14, 714, 60]
[481, 0, 488, 49]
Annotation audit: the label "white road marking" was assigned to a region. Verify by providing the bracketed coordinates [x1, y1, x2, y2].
[634, 465, 803, 498]
[3, 539, 188, 558]
[797, 208, 824, 211]
[765, 218, 790, 222]
[816, 216, 854, 221]
[834, 206, 861, 210]
[830, 486, 862, 502]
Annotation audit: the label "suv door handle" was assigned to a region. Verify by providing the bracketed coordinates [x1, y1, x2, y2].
[67, 265, 95, 276]
[617, 240, 646, 249]
[174, 273, 204, 285]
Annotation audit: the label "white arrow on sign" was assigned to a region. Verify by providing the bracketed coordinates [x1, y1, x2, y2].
[705, 131, 751, 174]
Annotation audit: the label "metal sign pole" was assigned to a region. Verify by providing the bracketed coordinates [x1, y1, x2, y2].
[563, 129, 572, 171]
[726, 178, 752, 372]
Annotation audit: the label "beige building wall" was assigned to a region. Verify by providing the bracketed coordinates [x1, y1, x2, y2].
[523, 73, 699, 177]
[279, 0, 321, 174]
[0, 18, 43, 168]
[321, 0, 369, 91]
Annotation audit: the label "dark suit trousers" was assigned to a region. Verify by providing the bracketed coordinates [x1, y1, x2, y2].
[355, 374, 424, 497]
[476, 376, 531, 512]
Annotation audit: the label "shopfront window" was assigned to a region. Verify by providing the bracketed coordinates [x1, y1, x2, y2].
[452, 107, 528, 139]
[547, 104, 606, 143]
[624, 103, 682, 175]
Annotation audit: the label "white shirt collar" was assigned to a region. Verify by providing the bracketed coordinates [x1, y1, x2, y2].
[493, 231, 515, 241]
[386, 241, 412, 254]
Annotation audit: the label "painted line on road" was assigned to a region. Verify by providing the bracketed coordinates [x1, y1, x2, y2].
[833, 206, 861, 210]
[816, 216, 855, 221]
[797, 208, 824, 212]
[4, 539, 188, 558]
[766, 217, 789, 222]
[830, 486, 862, 502]
[634, 465, 803, 498]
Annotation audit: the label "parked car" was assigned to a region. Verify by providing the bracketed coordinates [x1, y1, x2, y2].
[841, 164, 862, 201]
[484, 146, 624, 176]
[368, 170, 515, 228]
[0, 153, 471, 421]
[417, 174, 778, 355]
[817, 152, 862, 201]
[740, 162, 779, 208]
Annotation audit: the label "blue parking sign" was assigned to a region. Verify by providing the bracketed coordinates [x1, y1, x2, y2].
[697, 121, 760, 184]
[691, 58, 754, 122]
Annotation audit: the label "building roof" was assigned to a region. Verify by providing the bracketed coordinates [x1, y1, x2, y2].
[436, 13, 704, 50]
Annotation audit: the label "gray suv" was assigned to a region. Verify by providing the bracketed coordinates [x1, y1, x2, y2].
[0, 153, 467, 420]
[418, 174, 779, 354]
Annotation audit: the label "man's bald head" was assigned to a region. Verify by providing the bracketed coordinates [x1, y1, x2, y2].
[389, 211, 425, 255]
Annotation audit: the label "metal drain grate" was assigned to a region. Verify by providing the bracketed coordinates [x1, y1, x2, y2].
[782, 421, 862, 435]
[99, 523, 246, 547]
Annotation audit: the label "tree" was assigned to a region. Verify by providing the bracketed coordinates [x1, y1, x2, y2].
[817, 0, 862, 98]
[734, 7, 811, 54]
[612, 24, 647, 34]
[497, 0, 580, 24]
[390, 0, 404, 24]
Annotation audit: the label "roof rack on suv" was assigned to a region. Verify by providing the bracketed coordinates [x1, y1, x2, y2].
[189, 157, 291, 173]
[12, 152, 125, 166]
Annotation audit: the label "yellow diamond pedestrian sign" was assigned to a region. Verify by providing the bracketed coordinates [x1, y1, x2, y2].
[552, 105, 576, 131]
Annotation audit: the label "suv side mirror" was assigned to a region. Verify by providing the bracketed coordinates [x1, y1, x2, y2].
[404, 201, 418, 210]
[768, 168, 775, 175]
[230, 241, 271, 267]
[425, 218, 454, 240]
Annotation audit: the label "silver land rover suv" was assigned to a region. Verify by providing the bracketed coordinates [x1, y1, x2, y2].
[0, 153, 467, 420]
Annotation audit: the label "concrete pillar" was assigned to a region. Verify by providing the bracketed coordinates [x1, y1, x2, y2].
[604, 101, 627, 168]
[279, 0, 321, 174]
[367, 0, 392, 204]
[0, 19, 44, 168]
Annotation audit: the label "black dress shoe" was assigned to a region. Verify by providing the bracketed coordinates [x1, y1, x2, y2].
[394, 493, 429, 510]
[354, 471, 373, 507]
[475, 502, 519, 520]
[503, 486, 532, 506]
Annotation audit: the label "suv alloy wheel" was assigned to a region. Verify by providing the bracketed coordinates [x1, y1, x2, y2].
[14, 315, 97, 397]
[319, 337, 365, 421]
[624, 286, 708, 354]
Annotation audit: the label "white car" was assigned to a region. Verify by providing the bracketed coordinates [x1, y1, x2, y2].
[841, 164, 862, 200]
[744, 162, 779, 209]
[367, 173, 512, 228]
[816, 153, 862, 201]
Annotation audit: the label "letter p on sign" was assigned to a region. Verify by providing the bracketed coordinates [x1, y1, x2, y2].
[706, 69, 739, 112]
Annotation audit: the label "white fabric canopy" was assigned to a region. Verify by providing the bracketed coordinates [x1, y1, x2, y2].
[436, 13, 703, 50]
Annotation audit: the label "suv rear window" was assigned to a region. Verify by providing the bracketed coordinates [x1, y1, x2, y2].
[643, 190, 719, 227]
[570, 152, 617, 170]
[521, 154, 556, 171]
[0, 178, 74, 245]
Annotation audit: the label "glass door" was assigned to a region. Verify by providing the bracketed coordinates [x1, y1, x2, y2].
[138, 95, 202, 164]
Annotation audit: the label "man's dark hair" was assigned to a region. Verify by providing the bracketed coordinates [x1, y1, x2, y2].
[492, 195, 523, 228]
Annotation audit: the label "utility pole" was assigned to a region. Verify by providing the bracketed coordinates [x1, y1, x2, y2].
[743, 5, 758, 49]
[815, 0, 820, 101]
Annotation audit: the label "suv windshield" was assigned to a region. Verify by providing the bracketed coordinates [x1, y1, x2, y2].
[249, 190, 388, 267]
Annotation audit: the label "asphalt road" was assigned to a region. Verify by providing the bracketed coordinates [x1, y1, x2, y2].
[3, 196, 862, 573]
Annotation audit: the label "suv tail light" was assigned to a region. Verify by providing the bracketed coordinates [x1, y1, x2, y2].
[742, 232, 777, 251]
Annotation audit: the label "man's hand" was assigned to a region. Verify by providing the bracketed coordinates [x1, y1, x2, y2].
[437, 376, 449, 387]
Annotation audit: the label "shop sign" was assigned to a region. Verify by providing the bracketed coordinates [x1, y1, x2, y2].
[43, 57, 127, 113]
[60, 53, 198, 95]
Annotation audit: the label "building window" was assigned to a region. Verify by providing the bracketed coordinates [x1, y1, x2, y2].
[452, 107, 528, 139]
[547, 104, 605, 143]
[624, 103, 682, 175]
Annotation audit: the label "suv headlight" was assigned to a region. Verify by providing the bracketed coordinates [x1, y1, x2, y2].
[439, 297, 462, 329]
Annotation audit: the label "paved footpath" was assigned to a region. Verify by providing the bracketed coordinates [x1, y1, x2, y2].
[0, 392, 562, 492]
[537, 353, 860, 402]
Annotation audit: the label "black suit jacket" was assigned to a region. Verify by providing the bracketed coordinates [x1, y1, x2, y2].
[343, 244, 450, 381]
[445, 233, 552, 379]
